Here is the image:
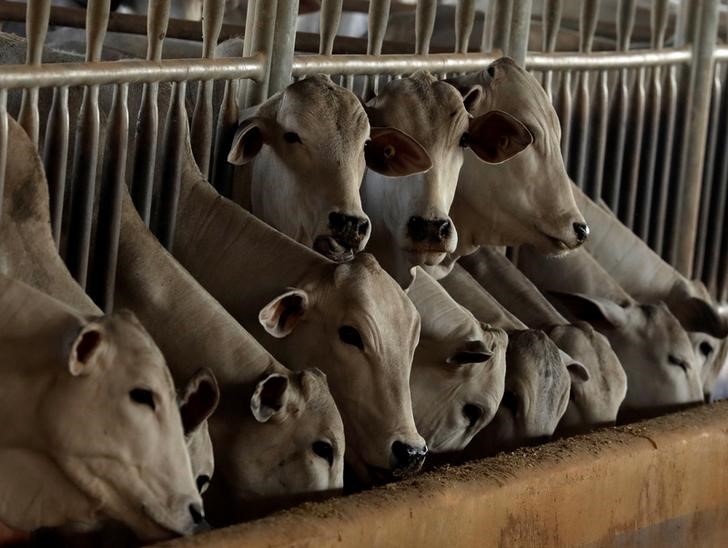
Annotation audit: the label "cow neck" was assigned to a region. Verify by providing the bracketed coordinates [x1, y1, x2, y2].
[460, 247, 567, 330]
[117, 191, 285, 387]
[174, 169, 332, 311]
[439, 264, 526, 331]
[574, 184, 681, 301]
[0, 118, 100, 316]
[407, 267, 477, 342]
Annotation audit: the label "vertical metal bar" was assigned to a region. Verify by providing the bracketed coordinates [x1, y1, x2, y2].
[319, 0, 343, 55]
[155, 81, 187, 250]
[541, 0, 563, 102]
[586, 70, 609, 200]
[88, 84, 129, 313]
[557, 69, 573, 168]
[18, 0, 51, 147]
[636, 0, 669, 240]
[0, 90, 7, 227]
[237, 0, 258, 107]
[364, 0, 391, 100]
[569, 0, 600, 188]
[211, 80, 238, 197]
[415, 0, 437, 55]
[480, 0, 496, 53]
[621, 65, 646, 229]
[245, 0, 278, 106]
[268, 0, 299, 95]
[455, 0, 476, 54]
[508, 0, 532, 67]
[130, 0, 170, 226]
[603, 0, 636, 214]
[672, 0, 719, 275]
[190, 0, 225, 178]
[491, 0, 513, 54]
[65, 0, 110, 289]
[42, 86, 69, 248]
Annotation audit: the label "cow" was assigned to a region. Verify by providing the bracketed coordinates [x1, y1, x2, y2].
[572, 183, 728, 398]
[406, 267, 507, 452]
[438, 266, 579, 452]
[0, 273, 203, 541]
[175, 135, 426, 485]
[361, 70, 533, 285]
[227, 74, 432, 261]
[518, 245, 703, 419]
[458, 247, 627, 434]
[428, 57, 587, 279]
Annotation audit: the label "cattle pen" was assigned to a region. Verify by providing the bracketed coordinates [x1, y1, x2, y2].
[1, 0, 728, 546]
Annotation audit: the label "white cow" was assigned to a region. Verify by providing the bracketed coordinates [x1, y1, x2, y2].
[176, 136, 427, 485]
[430, 57, 588, 278]
[227, 74, 431, 261]
[0, 273, 202, 541]
[361, 70, 533, 285]
[407, 267, 507, 452]
[518, 246, 703, 418]
[459, 247, 627, 434]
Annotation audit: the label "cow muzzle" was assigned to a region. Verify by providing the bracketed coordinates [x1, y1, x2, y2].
[407, 216, 453, 245]
[327, 211, 371, 252]
[390, 440, 428, 477]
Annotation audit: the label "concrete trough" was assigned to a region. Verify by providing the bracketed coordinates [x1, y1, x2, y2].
[160, 402, 728, 548]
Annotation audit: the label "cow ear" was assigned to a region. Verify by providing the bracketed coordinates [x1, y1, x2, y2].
[669, 296, 728, 338]
[68, 321, 106, 376]
[565, 359, 591, 385]
[547, 291, 628, 329]
[461, 85, 484, 113]
[259, 289, 309, 338]
[180, 368, 220, 436]
[227, 118, 265, 165]
[466, 110, 533, 164]
[366, 127, 432, 177]
[250, 373, 290, 423]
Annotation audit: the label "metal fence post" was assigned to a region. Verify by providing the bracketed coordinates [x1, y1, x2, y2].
[508, 0, 532, 67]
[244, 0, 277, 107]
[673, 0, 720, 275]
[268, 0, 299, 95]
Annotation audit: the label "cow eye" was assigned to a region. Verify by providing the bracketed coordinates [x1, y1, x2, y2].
[283, 131, 302, 144]
[129, 388, 156, 411]
[312, 440, 334, 466]
[699, 342, 714, 357]
[459, 132, 470, 148]
[196, 474, 211, 494]
[487, 65, 496, 78]
[501, 390, 519, 416]
[462, 404, 483, 429]
[338, 325, 364, 350]
[668, 355, 689, 372]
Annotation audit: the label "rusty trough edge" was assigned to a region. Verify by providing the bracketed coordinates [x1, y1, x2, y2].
[157, 401, 728, 548]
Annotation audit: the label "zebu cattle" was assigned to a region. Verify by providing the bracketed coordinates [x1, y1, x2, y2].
[116, 190, 345, 523]
[572, 184, 728, 397]
[518, 246, 703, 417]
[227, 74, 431, 260]
[0, 273, 203, 540]
[430, 57, 587, 278]
[458, 247, 627, 434]
[174, 139, 426, 484]
[438, 266, 576, 452]
[406, 268, 507, 452]
[361, 71, 532, 284]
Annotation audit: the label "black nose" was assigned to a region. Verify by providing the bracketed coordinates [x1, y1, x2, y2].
[407, 216, 452, 243]
[463, 403, 483, 428]
[189, 503, 204, 525]
[391, 441, 428, 474]
[328, 212, 370, 248]
[573, 222, 589, 243]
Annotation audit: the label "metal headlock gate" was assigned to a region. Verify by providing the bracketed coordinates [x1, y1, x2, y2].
[0, 0, 726, 309]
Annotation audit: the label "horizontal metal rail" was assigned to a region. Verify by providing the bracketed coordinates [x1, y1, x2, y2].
[0, 55, 264, 90]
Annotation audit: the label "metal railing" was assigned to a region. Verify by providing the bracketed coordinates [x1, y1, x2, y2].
[0, 0, 725, 307]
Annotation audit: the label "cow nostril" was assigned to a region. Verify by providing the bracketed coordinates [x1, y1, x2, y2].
[328, 211, 346, 231]
[573, 222, 589, 243]
[189, 503, 204, 525]
[357, 218, 370, 236]
[437, 220, 452, 240]
[462, 403, 483, 428]
[391, 440, 428, 469]
[407, 216, 428, 242]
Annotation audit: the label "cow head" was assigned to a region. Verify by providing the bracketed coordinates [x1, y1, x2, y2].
[46, 311, 203, 541]
[228, 75, 429, 261]
[549, 322, 627, 435]
[256, 253, 427, 484]
[549, 293, 703, 418]
[407, 268, 506, 452]
[362, 71, 531, 281]
[464, 329, 572, 457]
[204, 367, 344, 524]
[449, 57, 588, 257]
